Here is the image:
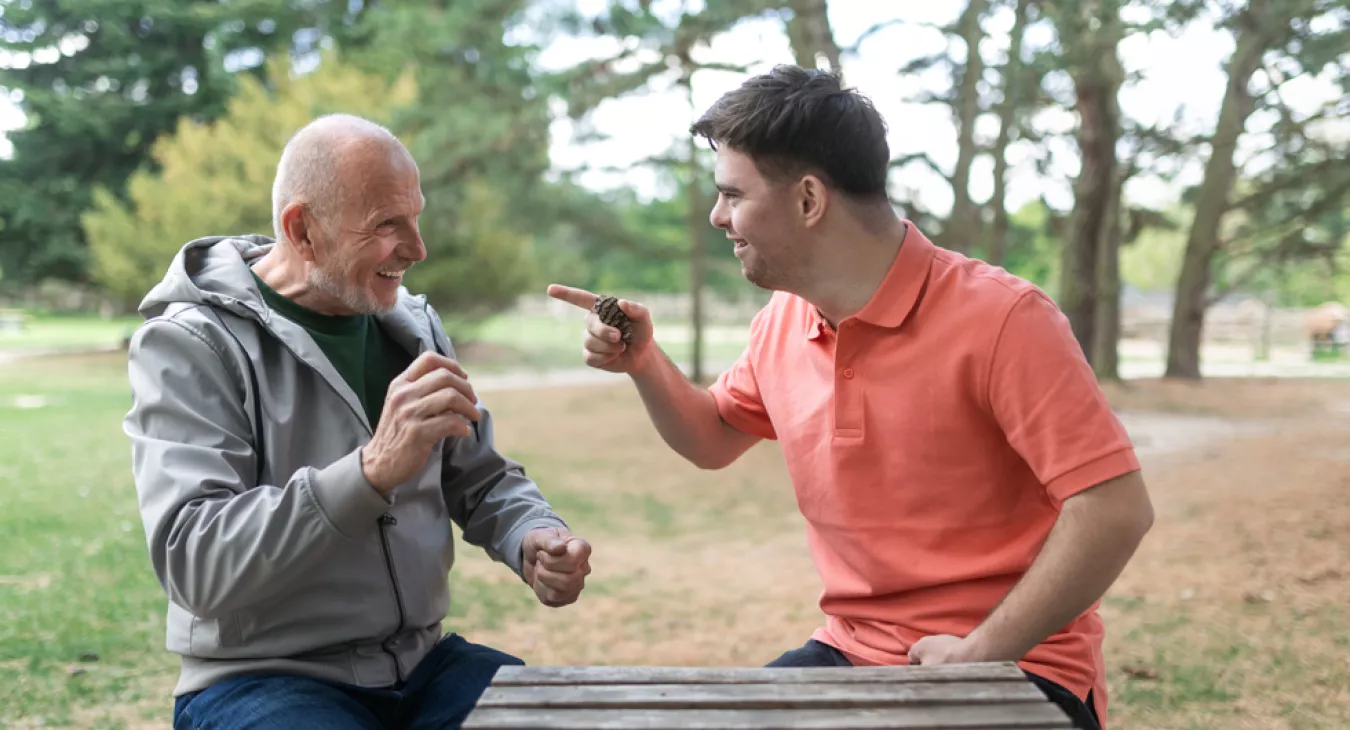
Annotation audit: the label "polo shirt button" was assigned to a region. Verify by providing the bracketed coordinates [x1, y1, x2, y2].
[842, 368, 855, 379]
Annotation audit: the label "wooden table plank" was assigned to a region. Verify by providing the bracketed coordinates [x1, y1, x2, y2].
[462, 704, 1074, 729]
[488, 663, 1028, 686]
[476, 680, 1047, 710]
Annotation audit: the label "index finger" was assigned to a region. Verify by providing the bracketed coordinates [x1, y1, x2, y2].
[547, 284, 598, 311]
[403, 351, 469, 382]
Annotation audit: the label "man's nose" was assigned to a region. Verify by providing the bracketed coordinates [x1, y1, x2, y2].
[709, 195, 730, 230]
[403, 224, 427, 262]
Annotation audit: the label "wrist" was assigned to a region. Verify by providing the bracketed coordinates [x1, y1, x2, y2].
[359, 446, 395, 496]
[961, 626, 1019, 663]
[627, 343, 663, 379]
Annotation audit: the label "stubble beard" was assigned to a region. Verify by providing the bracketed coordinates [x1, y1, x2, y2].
[740, 247, 800, 294]
[309, 259, 388, 315]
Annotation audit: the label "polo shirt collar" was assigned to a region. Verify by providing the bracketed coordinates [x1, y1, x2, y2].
[806, 221, 935, 339]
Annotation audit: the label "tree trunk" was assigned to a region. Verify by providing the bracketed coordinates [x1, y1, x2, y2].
[987, 0, 1030, 266]
[785, 0, 841, 74]
[684, 75, 707, 383]
[1164, 4, 1270, 379]
[1059, 56, 1121, 360]
[945, 0, 988, 254]
[1092, 168, 1126, 380]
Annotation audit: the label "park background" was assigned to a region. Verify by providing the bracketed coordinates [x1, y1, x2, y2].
[2, 1, 1349, 728]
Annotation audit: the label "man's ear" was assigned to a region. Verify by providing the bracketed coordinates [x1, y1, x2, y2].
[281, 203, 318, 262]
[800, 175, 829, 229]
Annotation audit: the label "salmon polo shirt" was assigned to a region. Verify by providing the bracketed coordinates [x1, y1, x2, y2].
[709, 223, 1139, 723]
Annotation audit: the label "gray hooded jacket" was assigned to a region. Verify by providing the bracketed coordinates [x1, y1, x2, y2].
[124, 235, 568, 696]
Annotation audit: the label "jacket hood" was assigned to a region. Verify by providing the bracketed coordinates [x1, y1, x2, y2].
[138, 235, 275, 320]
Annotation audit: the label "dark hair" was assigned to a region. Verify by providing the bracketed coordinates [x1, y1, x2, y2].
[690, 64, 890, 201]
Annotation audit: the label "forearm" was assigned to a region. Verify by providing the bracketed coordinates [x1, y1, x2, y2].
[147, 450, 388, 618]
[629, 345, 751, 469]
[965, 474, 1154, 661]
[441, 405, 567, 576]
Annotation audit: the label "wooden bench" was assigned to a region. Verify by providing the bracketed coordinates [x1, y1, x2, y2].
[463, 662, 1073, 729]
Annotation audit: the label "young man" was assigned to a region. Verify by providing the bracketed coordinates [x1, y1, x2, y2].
[547, 65, 1153, 729]
[126, 114, 592, 730]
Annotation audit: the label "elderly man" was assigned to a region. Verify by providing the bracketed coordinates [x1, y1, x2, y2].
[124, 114, 591, 730]
[548, 66, 1152, 730]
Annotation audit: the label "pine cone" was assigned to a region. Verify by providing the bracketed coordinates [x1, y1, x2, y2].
[592, 294, 633, 344]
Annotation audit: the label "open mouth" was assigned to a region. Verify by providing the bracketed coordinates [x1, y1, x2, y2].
[377, 270, 406, 280]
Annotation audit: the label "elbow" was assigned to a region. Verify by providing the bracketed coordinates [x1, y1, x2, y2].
[1123, 474, 1156, 542]
[688, 448, 735, 471]
[156, 542, 237, 620]
[1132, 495, 1156, 541]
[161, 573, 235, 620]
[175, 593, 233, 621]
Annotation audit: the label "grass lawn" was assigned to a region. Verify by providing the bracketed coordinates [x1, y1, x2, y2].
[0, 314, 140, 353]
[3, 353, 1349, 728]
[0, 310, 750, 375]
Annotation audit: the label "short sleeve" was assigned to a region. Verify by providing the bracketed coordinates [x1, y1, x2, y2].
[987, 291, 1140, 505]
[709, 305, 778, 441]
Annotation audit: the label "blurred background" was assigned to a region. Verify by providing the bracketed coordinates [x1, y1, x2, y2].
[2, 1, 1349, 729]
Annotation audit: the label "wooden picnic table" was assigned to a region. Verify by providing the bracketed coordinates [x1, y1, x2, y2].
[462, 662, 1073, 729]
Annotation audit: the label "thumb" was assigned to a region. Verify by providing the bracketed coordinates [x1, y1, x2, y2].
[565, 536, 592, 561]
[621, 299, 649, 321]
[908, 638, 926, 664]
[539, 529, 570, 555]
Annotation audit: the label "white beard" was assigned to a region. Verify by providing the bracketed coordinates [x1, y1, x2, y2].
[308, 262, 388, 315]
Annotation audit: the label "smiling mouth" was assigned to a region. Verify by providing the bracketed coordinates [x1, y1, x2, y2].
[377, 270, 405, 280]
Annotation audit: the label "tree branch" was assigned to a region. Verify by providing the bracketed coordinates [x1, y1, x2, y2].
[890, 151, 952, 185]
[689, 60, 754, 74]
[1230, 157, 1350, 213]
[842, 18, 906, 55]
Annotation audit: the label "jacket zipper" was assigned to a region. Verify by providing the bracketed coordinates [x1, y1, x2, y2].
[378, 513, 407, 684]
[247, 305, 418, 683]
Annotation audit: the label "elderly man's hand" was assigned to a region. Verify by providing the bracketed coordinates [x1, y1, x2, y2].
[361, 352, 480, 495]
[521, 527, 592, 608]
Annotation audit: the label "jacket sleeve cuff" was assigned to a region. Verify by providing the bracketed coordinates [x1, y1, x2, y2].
[306, 449, 392, 538]
[501, 516, 570, 578]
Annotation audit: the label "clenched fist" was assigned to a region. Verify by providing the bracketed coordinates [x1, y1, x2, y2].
[546, 284, 655, 374]
[521, 527, 592, 608]
[908, 634, 980, 665]
[360, 351, 480, 495]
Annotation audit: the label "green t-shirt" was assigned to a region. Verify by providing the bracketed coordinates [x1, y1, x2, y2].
[251, 271, 412, 430]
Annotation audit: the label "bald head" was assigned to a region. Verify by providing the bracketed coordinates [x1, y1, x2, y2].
[262, 114, 427, 316]
[271, 114, 415, 243]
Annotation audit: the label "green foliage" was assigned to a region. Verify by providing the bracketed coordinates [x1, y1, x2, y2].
[405, 180, 541, 331]
[0, 0, 361, 288]
[81, 53, 416, 306]
[347, 1, 558, 324]
[1121, 207, 1190, 293]
[999, 200, 1064, 297]
[523, 180, 753, 299]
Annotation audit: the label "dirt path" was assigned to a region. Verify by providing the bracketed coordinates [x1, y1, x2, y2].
[462, 378, 1350, 729]
[24, 363, 1350, 729]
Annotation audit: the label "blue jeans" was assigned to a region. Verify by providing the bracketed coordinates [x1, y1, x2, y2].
[171, 634, 521, 730]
